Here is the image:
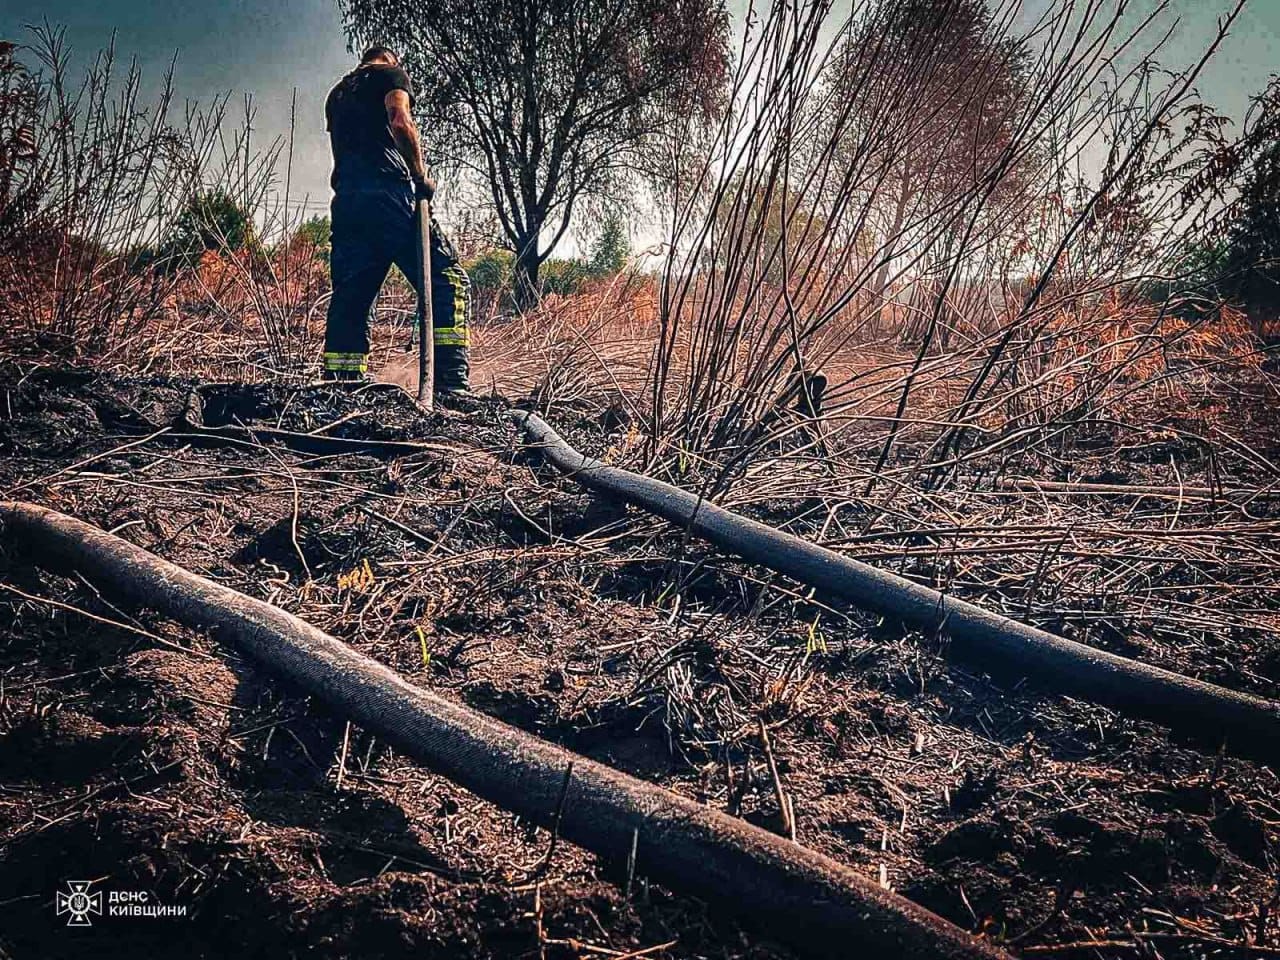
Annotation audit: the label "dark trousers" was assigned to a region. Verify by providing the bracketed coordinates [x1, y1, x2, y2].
[324, 184, 470, 387]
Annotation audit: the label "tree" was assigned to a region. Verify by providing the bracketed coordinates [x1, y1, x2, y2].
[1222, 139, 1280, 323]
[826, 0, 1032, 301]
[708, 174, 827, 285]
[465, 248, 515, 292]
[1161, 76, 1280, 324]
[338, 0, 730, 307]
[0, 41, 42, 255]
[587, 210, 629, 277]
[292, 214, 332, 261]
[161, 190, 255, 269]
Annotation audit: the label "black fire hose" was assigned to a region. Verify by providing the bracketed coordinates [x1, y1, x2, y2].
[513, 411, 1280, 764]
[0, 501, 1005, 960]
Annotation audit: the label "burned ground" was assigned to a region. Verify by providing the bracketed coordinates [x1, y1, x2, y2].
[0, 365, 1277, 959]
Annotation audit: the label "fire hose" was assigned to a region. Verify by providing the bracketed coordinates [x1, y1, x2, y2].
[0, 499, 1004, 960]
[512, 410, 1280, 765]
[5, 410, 1277, 956]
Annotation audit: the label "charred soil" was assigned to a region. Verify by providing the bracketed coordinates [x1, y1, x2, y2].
[1, 365, 1277, 959]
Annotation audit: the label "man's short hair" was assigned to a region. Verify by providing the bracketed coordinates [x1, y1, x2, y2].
[360, 45, 399, 65]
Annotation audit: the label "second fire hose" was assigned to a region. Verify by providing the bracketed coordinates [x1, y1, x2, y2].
[513, 410, 1280, 764]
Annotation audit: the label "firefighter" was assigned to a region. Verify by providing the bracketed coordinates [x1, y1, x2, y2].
[322, 45, 471, 394]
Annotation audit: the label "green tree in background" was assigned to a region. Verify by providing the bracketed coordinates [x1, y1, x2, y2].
[161, 190, 255, 269]
[465, 249, 515, 292]
[1223, 139, 1280, 323]
[466, 214, 629, 303]
[539, 257, 592, 295]
[293, 215, 332, 262]
[588, 211, 630, 277]
[1144, 77, 1280, 317]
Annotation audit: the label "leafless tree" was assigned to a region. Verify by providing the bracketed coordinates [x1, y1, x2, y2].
[827, 0, 1035, 310]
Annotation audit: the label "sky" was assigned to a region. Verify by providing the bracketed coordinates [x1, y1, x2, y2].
[3, 0, 1278, 249]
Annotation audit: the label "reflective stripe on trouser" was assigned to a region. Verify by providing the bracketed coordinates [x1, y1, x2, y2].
[433, 264, 471, 348]
[324, 184, 471, 387]
[323, 351, 368, 372]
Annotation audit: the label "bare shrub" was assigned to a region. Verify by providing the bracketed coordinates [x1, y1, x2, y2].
[163, 93, 326, 379]
[0, 26, 205, 361]
[640, 0, 1261, 500]
[0, 28, 325, 379]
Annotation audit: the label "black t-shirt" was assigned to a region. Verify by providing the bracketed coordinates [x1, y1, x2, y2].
[325, 63, 415, 191]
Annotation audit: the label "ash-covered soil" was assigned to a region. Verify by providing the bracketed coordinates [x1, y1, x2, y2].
[0, 366, 1277, 959]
